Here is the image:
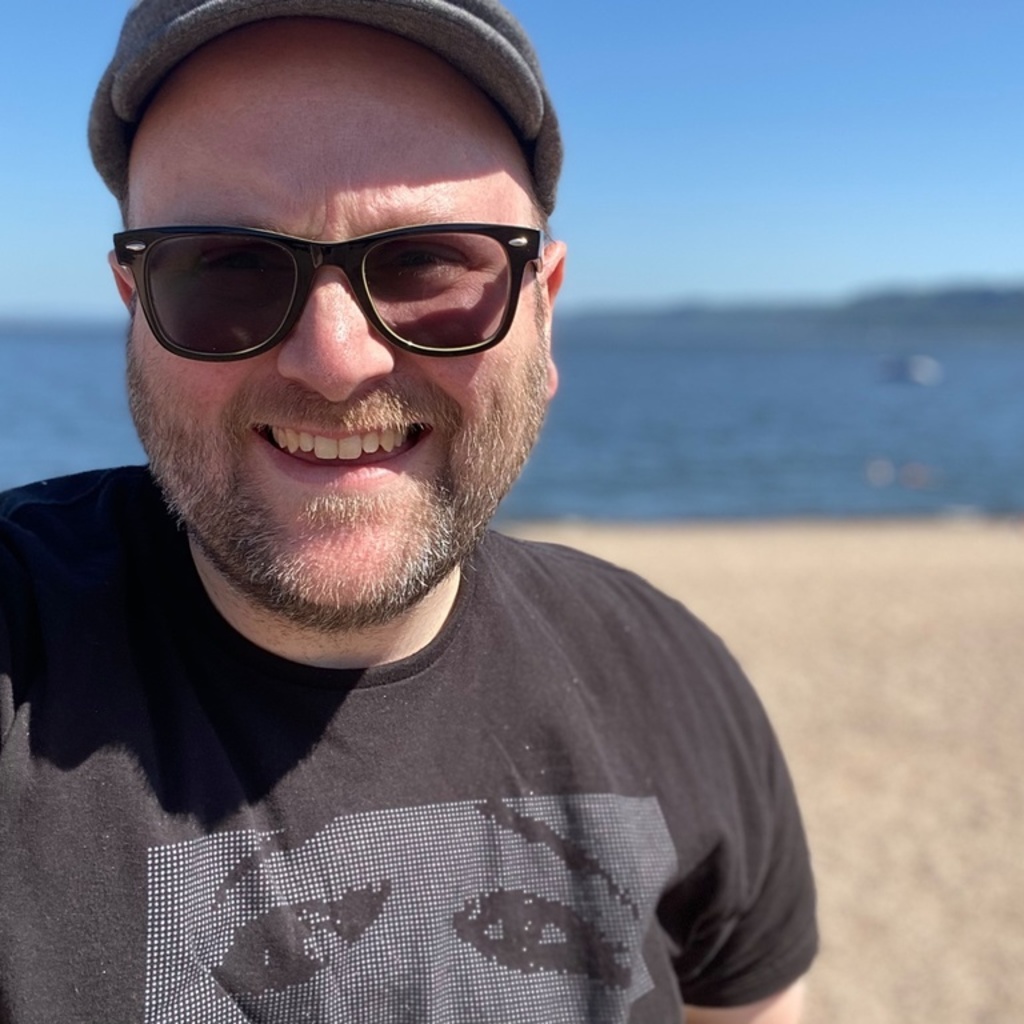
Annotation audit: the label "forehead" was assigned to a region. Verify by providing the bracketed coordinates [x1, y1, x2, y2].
[127, 19, 536, 230]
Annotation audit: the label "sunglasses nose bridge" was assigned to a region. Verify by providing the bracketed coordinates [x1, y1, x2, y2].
[308, 241, 364, 288]
[307, 241, 328, 271]
[302, 241, 366, 302]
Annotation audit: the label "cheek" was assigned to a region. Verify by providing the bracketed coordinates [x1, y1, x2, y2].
[129, 323, 252, 420]
[415, 315, 550, 412]
[403, 354, 491, 420]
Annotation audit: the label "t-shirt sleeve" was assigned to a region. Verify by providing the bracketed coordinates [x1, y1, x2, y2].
[657, 625, 818, 1008]
[668, 747, 816, 1005]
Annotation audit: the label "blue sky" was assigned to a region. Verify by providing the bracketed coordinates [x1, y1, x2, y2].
[2, 0, 1023, 320]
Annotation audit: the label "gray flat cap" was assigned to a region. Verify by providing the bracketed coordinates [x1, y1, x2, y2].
[89, 0, 562, 213]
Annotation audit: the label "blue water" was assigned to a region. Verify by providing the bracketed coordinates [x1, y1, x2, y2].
[4, 323, 1024, 520]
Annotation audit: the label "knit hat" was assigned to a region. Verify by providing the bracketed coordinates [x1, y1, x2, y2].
[88, 0, 562, 213]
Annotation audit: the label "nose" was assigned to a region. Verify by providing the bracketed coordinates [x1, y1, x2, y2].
[274, 267, 397, 402]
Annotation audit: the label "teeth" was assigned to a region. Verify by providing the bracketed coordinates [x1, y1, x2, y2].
[337, 435, 363, 459]
[271, 425, 410, 460]
[313, 435, 339, 459]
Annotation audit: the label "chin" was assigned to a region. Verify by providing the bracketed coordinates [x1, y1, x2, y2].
[189, 487, 468, 634]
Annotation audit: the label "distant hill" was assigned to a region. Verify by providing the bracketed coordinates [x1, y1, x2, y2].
[556, 285, 1024, 346]
[4, 284, 1024, 347]
[838, 286, 1024, 327]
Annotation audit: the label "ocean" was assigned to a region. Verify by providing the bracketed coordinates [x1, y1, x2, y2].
[3, 321, 1024, 520]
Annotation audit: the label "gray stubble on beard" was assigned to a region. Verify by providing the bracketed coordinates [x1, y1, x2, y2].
[125, 317, 552, 635]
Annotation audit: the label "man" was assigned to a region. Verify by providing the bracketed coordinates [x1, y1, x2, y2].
[0, 1, 816, 1021]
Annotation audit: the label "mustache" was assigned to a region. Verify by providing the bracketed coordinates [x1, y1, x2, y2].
[222, 377, 463, 438]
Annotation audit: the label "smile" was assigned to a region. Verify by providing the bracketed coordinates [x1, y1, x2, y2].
[265, 424, 424, 461]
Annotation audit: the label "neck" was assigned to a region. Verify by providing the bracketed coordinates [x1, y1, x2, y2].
[189, 539, 462, 668]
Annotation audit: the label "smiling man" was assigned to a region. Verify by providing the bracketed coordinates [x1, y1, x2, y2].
[115, 18, 561, 668]
[0, 2, 816, 1022]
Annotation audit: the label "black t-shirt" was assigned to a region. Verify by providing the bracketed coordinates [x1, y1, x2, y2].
[0, 468, 816, 1023]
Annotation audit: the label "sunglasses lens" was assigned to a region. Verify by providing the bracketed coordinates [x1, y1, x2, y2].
[363, 232, 512, 351]
[145, 235, 298, 355]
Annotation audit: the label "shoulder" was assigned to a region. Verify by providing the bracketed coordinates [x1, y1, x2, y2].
[0, 465, 159, 533]
[0, 466, 172, 658]
[469, 530, 775, 742]
[0, 467, 178, 731]
[473, 529, 736, 673]
[0, 463, 179, 604]
[2, 466, 163, 603]
[0, 466, 164, 554]
[475, 529, 693, 622]
[0, 466, 171, 571]
[470, 531, 797, 808]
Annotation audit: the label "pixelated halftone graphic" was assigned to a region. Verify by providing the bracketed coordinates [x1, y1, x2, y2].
[145, 794, 676, 1022]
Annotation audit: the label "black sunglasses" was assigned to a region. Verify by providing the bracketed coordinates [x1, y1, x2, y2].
[113, 222, 543, 361]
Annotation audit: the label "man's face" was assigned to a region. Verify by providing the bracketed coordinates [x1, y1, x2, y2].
[116, 20, 565, 636]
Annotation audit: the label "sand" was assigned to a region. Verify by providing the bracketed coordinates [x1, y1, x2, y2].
[503, 518, 1024, 1022]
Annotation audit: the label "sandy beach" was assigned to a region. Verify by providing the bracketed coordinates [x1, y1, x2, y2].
[503, 518, 1024, 1022]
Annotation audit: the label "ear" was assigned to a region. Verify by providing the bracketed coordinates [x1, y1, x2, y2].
[538, 239, 566, 399]
[108, 250, 135, 308]
[539, 239, 567, 308]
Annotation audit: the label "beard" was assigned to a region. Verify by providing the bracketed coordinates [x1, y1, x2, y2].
[127, 320, 551, 635]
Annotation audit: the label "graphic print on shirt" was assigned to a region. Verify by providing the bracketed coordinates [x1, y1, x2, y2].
[144, 794, 676, 1022]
